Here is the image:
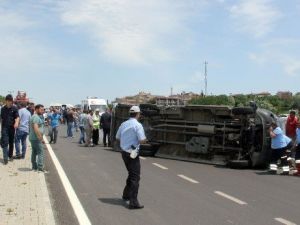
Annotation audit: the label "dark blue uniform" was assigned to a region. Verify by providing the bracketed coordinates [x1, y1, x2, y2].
[1, 105, 19, 161]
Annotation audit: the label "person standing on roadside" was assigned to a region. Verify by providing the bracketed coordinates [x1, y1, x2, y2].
[66, 108, 74, 138]
[100, 108, 112, 147]
[84, 110, 94, 147]
[26, 102, 35, 116]
[48, 109, 62, 144]
[78, 110, 87, 144]
[29, 104, 46, 172]
[116, 106, 147, 209]
[62, 107, 67, 125]
[74, 109, 79, 132]
[286, 110, 298, 141]
[92, 109, 100, 145]
[14, 102, 31, 159]
[0, 94, 19, 165]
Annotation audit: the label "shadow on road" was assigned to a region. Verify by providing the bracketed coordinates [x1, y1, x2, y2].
[18, 167, 32, 172]
[255, 171, 277, 176]
[98, 198, 128, 208]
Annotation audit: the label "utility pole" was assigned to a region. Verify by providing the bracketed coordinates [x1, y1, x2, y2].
[204, 61, 208, 96]
[171, 87, 173, 96]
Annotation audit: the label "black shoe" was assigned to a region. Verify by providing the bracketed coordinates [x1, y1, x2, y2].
[122, 196, 130, 201]
[128, 204, 144, 210]
[38, 169, 49, 173]
[3, 159, 8, 165]
[13, 155, 21, 159]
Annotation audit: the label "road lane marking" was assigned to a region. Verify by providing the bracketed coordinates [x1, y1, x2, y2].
[214, 191, 247, 205]
[275, 218, 297, 225]
[44, 137, 92, 225]
[152, 163, 168, 170]
[139, 156, 146, 160]
[177, 174, 199, 184]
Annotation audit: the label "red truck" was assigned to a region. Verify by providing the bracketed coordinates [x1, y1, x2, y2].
[14, 91, 29, 105]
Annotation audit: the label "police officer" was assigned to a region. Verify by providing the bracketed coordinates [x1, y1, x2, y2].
[0, 94, 19, 165]
[116, 106, 147, 209]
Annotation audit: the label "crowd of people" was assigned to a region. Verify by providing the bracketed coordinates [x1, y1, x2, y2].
[0, 94, 46, 171]
[269, 110, 300, 174]
[53, 106, 112, 147]
[0, 94, 112, 172]
[0, 96, 146, 209]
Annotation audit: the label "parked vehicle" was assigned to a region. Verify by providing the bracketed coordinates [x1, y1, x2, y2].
[14, 91, 29, 106]
[81, 97, 107, 115]
[111, 103, 277, 168]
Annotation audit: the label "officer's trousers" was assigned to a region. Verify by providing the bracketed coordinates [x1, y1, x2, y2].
[1, 127, 15, 160]
[92, 128, 99, 145]
[122, 151, 140, 204]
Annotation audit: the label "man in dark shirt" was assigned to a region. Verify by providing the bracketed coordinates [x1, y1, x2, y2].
[26, 102, 35, 116]
[100, 108, 112, 147]
[66, 109, 74, 138]
[1, 94, 20, 164]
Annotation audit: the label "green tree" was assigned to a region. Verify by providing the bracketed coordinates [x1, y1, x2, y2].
[233, 94, 249, 107]
[189, 95, 235, 106]
[291, 95, 300, 111]
[0, 95, 5, 104]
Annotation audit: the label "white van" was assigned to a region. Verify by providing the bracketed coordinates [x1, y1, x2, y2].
[81, 97, 107, 114]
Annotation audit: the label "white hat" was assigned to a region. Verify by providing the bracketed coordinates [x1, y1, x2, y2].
[129, 106, 140, 113]
[95, 108, 100, 112]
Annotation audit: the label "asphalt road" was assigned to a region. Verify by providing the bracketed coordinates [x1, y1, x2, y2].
[45, 125, 300, 225]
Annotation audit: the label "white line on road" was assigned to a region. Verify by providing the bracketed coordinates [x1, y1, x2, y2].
[44, 137, 92, 225]
[275, 218, 297, 225]
[177, 174, 199, 184]
[152, 163, 168, 170]
[214, 191, 247, 205]
[139, 156, 146, 160]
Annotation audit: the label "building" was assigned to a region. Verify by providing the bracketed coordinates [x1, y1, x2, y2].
[114, 92, 156, 105]
[255, 92, 271, 98]
[277, 91, 293, 100]
[114, 91, 200, 106]
[169, 92, 200, 105]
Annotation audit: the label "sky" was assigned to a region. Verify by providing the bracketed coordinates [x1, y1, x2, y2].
[0, 0, 300, 105]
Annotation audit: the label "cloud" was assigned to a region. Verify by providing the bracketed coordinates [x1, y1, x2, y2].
[0, 4, 74, 76]
[58, 0, 207, 65]
[229, 0, 281, 38]
[279, 58, 300, 77]
[249, 38, 300, 76]
[0, 9, 35, 31]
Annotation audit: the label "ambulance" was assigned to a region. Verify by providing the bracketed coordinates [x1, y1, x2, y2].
[81, 97, 107, 115]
